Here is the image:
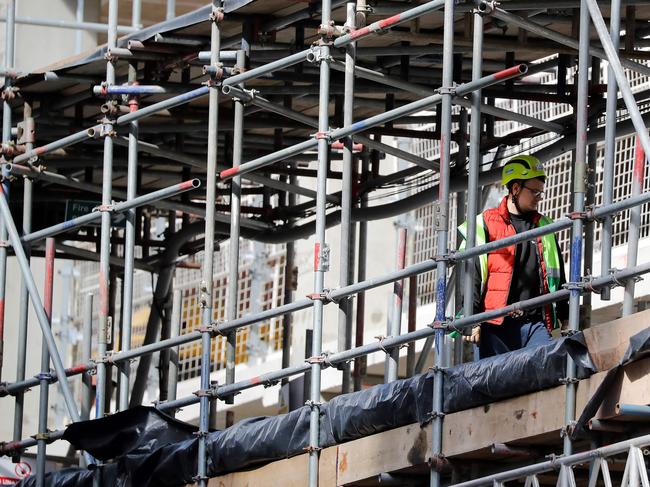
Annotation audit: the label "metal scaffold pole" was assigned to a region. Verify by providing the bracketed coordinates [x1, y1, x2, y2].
[197, 2, 223, 485]
[623, 137, 645, 315]
[96, 0, 119, 419]
[118, 59, 139, 412]
[462, 4, 484, 342]
[80, 293, 94, 467]
[563, 0, 590, 466]
[35, 238, 55, 487]
[167, 289, 182, 410]
[353, 154, 369, 392]
[431, 0, 455, 483]
[599, 0, 621, 302]
[0, 0, 15, 390]
[337, 0, 357, 393]
[12, 97, 33, 459]
[225, 47, 247, 403]
[386, 227, 407, 382]
[307, 0, 333, 483]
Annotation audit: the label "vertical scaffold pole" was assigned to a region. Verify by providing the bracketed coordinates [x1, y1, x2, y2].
[167, 289, 182, 410]
[599, 0, 621, 302]
[386, 227, 407, 382]
[353, 155, 369, 392]
[96, 0, 118, 419]
[36, 238, 55, 487]
[431, 0, 455, 484]
[585, 0, 650, 157]
[338, 0, 357, 393]
[565, 0, 590, 467]
[166, 0, 176, 21]
[462, 6, 483, 345]
[197, 2, 222, 485]
[12, 97, 33, 457]
[307, 0, 333, 484]
[80, 293, 93, 467]
[0, 0, 15, 388]
[118, 59, 139, 411]
[225, 47, 246, 403]
[623, 137, 645, 316]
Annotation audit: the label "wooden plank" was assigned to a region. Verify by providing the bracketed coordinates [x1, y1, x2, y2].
[583, 309, 650, 371]
[207, 445, 337, 487]
[336, 423, 432, 485]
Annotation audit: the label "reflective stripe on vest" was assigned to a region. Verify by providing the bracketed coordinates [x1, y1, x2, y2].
[458, 215, 488, 294]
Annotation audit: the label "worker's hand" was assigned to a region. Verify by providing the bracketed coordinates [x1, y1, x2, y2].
[463, 325, 481, 344]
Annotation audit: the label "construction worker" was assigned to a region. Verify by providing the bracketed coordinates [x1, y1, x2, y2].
[458, 155, 569, 358]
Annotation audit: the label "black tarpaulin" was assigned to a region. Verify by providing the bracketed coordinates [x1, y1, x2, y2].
[17, 334, 598, 487]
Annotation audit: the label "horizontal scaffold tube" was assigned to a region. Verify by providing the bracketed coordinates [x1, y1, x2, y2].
[449, 432, 650, 487]
[21, 179, 200, 244]
[0, 263, 650, 454]
[333, 0, 445, 47]
[219, 64, 528, 180]
[164, 261, 650, 405]
[12, 51, 316, 164]
[5, 185, 650, 400]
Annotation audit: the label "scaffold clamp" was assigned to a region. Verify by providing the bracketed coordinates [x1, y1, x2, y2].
[209, 7, 224, 23]
[317, 21, 344, 39]
[0, 382, 8, 397]
[436, 84, 457, 96]
[567, 207, 597, 221]
[305, 353, 334, 368]
[0, 240, 9, 248]
[432, 201, 448, 231]
[33, 432, 51, 442]
[96, 351, 115, 365]
[304, 399, 323, 411]
[92, 202, 115, 213]
[193, 388, 215, 398]
[34, 371, 55, 383]
[191, 474, 209, 483]
[303, 444, 322, 453]
[306, 288, 340, 303]
[423, 411, 446, 426]
[428, 319, 450, 331]
[474, 0, 497, 15]
[558, 376, 579, 385]
[560, 421, 577, 438]
[374, 335, 393, 355]
[1, 86, 18, 101]
[433, 251, 457, 265]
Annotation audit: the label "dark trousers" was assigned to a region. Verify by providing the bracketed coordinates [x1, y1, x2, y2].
[479, 316, 552, 359]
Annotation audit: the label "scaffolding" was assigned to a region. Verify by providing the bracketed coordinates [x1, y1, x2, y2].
[1, 0, 650, 485]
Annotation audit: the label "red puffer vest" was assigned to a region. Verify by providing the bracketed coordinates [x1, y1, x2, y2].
[482, 196, 551, 329]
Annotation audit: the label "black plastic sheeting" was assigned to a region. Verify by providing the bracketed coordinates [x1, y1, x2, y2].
[18, 334, 596, 487]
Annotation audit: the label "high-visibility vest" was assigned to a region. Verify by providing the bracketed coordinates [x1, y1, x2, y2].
[458, 196, 562, 331]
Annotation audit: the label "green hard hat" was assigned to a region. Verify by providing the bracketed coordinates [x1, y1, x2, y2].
[501, 155, 546, 186]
